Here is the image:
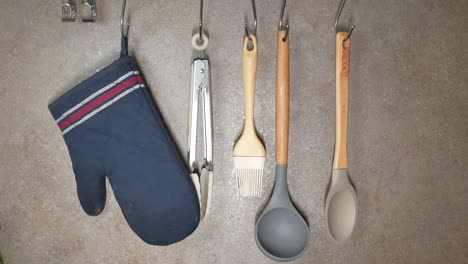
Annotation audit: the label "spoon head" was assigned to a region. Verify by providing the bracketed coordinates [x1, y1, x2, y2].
[325, 169, 358, 242]
[256, 207, 310, 262]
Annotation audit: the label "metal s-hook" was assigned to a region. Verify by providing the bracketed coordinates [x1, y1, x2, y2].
[279, 0, 289, 42]
[243, 0, 257, 41]
[121, 0, 130, 38]
[192, 0, 208, 50]
[334, 0, 355, 41]
[345, 25, 355, 41]
[199, 0, 204, 41]
[334, 0, 346, 33]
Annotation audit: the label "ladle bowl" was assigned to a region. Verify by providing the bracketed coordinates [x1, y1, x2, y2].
[255, 166, 310, 262]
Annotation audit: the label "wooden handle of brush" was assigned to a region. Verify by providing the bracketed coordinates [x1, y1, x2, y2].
[276, 31, 290, 165]
[333, 32, 350, 169]
[242, 35, 258, 133]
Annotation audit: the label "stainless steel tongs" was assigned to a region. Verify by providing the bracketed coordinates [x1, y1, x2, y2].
[187, 22, 213, 220]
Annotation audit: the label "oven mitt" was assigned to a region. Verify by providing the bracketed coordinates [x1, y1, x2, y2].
[48, 37, 200, 245]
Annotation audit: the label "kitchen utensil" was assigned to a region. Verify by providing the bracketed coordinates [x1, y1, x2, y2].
[233, 0, 266, 198]
[325, 0, 358, 242]
[187, 0, 213, 220]
[255, 2, 310, 261]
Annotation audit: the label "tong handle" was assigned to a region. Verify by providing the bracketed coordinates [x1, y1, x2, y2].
[242, 35, 258, 135]
[188, 59, 212, 171]
[188, 61, 201, 171]
[276, 31, 290, 165]
[333, 32, 350, 169]
[201, 61, 213, 167]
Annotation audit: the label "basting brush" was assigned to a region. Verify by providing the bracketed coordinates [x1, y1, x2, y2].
[233, 34, 266, 197]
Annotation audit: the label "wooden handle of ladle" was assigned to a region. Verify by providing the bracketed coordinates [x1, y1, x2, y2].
[333, 32, 350, 169]
[276, 30, 290, 165]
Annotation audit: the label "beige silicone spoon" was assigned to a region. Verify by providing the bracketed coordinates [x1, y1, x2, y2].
[325, 0, 358, 243]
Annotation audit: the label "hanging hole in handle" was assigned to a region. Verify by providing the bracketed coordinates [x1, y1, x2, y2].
[244, 34, 255, 52]
[281, 25, 289, 43]
[192, 33, 209, 50]
[197, 38, 204, 46]
[246, 39, 255, 51]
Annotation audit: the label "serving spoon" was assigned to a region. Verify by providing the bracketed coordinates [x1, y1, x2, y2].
[325, 0, 358, 241]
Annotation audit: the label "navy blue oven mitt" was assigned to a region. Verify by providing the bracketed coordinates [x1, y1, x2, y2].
[48, 37, 200, 245]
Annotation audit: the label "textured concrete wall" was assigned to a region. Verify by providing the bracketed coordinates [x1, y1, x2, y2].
[0, 0, 467, 263]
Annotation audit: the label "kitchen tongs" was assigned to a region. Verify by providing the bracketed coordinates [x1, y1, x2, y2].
[187, 40, 213, 220]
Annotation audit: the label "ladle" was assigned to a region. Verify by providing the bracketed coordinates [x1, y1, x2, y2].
[255, 1, 310, 261]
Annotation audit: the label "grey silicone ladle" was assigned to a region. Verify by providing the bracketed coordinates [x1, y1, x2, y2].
[255, 8, 310, 261]
[255, 166, 310, 262]
[325, 0, 358, 242]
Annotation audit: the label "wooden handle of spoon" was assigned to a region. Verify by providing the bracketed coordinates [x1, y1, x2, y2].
[242, 35, 258, 135]
[276, 31, 290, 165]
[333, 32, 350, 169]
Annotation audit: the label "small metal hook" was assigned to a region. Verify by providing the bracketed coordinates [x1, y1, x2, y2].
[334, 0, 355, 40]
[345, 25, 354, 41]
[121, 0, 130, 38]
[61, 0, 77, 21]
[80, 0, 97, 22]
[243, 0, 257, 41]
[279, 0, 289, 42]
[199, 0, 204, 41]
